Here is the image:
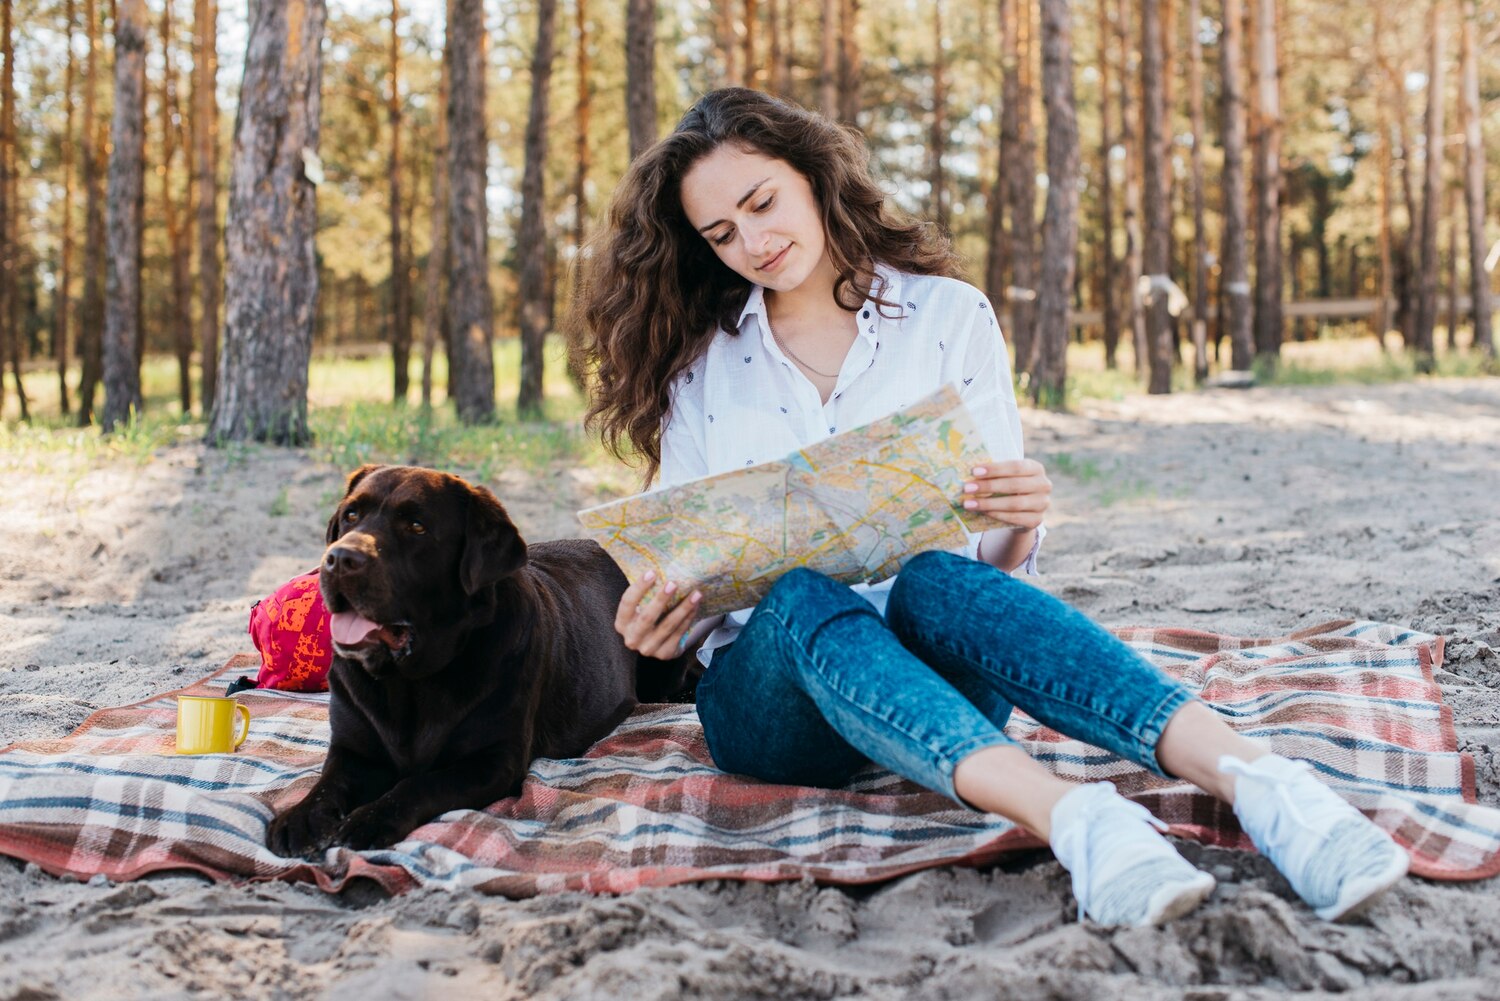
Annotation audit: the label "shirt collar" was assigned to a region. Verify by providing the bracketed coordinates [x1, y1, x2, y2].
[733, 265, 904, 335]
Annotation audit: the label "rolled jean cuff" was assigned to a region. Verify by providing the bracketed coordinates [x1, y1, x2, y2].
[937, 730, 1019, 805]
[1138, 687, 1198, 777]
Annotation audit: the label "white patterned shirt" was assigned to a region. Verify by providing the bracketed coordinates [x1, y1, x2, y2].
[658, 265, 1044, 665]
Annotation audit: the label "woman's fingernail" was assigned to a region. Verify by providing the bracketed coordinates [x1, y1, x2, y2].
[690, 591, 702, 602]
[972, 466, 987, 476]
[643, 570, 656, 582]
[963, 482, 978, 493]
[664, 581, 678, 594]
[964, 499, 978, 509]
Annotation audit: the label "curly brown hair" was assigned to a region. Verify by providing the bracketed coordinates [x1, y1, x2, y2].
[570, 87, 963, 487]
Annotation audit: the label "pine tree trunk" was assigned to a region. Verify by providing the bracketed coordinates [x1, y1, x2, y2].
[517, 0, 557, 419]
[625, 0, 656, 159]
[1097, 0, 1118, 370]
[838, 0, 860, 124]
[1031, 0, 1077, 407]
[1376, 102, 1393, 349]
[1445, 184, 1458, 350]
[193, 0, 220, 411]
[0, 0, 10, 418]
[1000, 0, 1035, 369]
[388, 0, 411, 403]
[420, 0, 450, 408]
[207, 0, 326, 444]
[1412, 1, 1443, 371]
[565, 0, 591, 391]
[1140, 0, 1172, 394]
[769, 0, 789, 95]
[77, 0, 107, 423]
[715, 3, 741, 86]
[1250, 0, 1282, 365]
[928, 0, 947, 232]
[1187, 0, 1208, 381]
[56, 0, 77, 416]
[101, 0, 148, 431]
[446, 0, 495, 423]
[160, 0, 193, 414]
[743, 0, 758, 87]
[819, 0, 837, 117]
[1116, 0, 1145, 376]
[1459, 0, 1492, 357]
[0, 0, 23, 419]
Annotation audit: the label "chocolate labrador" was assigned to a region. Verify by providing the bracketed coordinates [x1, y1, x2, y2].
[266, 463, 694, 856]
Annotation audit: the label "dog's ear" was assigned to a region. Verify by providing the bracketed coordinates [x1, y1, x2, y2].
[326, 464, 386, 544]
[460, 483, 528, 594]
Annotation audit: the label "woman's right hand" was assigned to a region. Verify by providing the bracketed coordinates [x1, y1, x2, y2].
[614, 570, 703, 659]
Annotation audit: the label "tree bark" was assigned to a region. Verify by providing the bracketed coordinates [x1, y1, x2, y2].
[77, 0, 106, 423]
[1250, 0, 1282, 365]
[743, 0, 758, 87]
[193, 0, 220, 412]
[1445, 182, 1458, 351]
[1412, 0, 1443, 371]
[625, 0, 656, 159]
[0, 0, 24, 420]
[1140, 0, 1172, 394]
[160, 0, 193, 414]
[388, 0, 411, 402]
[1031, 0, 1077, 407]
[1000, 0, 1036, 370]
[56, 0, 78, 416]
[929, 0, 947, 232]
[1376, 99, 1393, 349]
[420, 0, 451, 408]
[1096, 0, 1118, 370]
[207, 0, 326, 444]
[101, 0, 148, 431]
[1186, 0, 1208, 381]
[517, 0, 557, 418]
[1459, 0, 1492, 357]
[446, 0, 495, 423]
[838, 0, 861, 124]
[769, 0, 789, 95]
[1116, 0, 1144, 375]
[819, 0, 837, 117]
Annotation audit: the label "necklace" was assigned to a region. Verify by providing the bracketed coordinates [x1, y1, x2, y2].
[767, 318, 841, 379]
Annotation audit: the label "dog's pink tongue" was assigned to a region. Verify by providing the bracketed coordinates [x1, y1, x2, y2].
[330, 611, 382, 646]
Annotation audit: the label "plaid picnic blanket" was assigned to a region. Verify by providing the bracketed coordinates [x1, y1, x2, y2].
[1, 620, 1496, 897]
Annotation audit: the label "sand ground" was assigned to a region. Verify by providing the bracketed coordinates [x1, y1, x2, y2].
[2, 377, 1499, 1000]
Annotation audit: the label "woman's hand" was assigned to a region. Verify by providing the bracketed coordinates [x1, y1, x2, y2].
[961, 458, 1052, 530]
[614, 570, 703, 659]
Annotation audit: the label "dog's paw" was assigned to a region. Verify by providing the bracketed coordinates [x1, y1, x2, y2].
[334, 802, 413, 851]
[266, 797, 345, 859]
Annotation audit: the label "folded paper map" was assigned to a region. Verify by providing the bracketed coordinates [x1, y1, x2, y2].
[577, 384, 1013, 618]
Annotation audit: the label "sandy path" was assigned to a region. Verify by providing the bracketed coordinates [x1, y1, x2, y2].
[2, 377, 1499, 1000]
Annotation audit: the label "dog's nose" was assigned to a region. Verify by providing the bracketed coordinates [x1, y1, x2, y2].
[324, 543, 368, 575]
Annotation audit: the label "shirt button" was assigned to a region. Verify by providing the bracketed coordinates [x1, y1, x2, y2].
[862, 310, 870, 319]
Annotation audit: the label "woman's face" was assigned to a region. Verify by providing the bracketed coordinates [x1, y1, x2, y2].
[679, 145, 829, 294]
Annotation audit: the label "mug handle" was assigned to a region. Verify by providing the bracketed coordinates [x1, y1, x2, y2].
[232, 704, 252, 750]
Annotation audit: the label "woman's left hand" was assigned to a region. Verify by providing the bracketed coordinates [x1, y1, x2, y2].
[961, 459, 1052, 530]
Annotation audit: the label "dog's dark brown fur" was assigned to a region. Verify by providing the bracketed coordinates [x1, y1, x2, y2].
[266, 464, 694, 856]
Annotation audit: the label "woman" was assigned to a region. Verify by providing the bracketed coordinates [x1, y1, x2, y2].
[572, 88, 1407, 926]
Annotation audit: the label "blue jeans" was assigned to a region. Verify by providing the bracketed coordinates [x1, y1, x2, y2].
[696, 551, 1195, 804]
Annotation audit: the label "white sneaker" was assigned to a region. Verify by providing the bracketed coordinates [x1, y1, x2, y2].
[1049, 781, 1216, 926]
[1220, 754, 1409, 921]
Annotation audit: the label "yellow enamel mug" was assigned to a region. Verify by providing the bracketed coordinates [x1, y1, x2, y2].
[175, 696, 251, 754]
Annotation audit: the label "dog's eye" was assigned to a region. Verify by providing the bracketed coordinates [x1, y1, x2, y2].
[407, 520, 425, 535]
[343, 508, 358, 523]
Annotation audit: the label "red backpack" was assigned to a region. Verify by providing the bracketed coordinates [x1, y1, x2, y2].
[247, 571, 334, 692]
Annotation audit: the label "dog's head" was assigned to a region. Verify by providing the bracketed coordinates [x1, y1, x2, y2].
[320, 464, 528, 679]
